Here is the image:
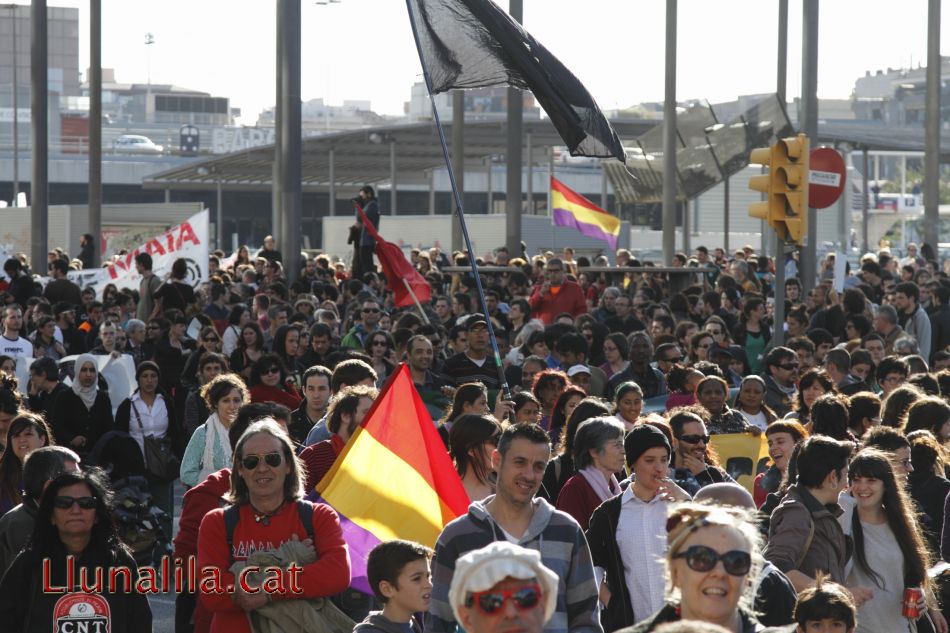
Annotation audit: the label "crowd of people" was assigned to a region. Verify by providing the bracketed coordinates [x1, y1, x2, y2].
[0, 228, 947, 633]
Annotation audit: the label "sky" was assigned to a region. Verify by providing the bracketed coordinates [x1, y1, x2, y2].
[23, 0, 950, 126]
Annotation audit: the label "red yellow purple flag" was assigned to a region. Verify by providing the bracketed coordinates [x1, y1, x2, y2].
[316, 364, 469, 592]
[551, 176, 621, 249]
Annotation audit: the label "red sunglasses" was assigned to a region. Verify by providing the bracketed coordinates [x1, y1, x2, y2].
[466, 583, 542, 615]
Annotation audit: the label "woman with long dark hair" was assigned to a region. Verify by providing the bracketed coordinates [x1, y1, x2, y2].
[0, 469, 152, 630]
[846, 448, 945, 633]
[229, 321, 265, 382]
[449, 413, 502, 502]
[0, 412, 52, 516]
[272, 324, 304, 388]
[786, 369, 836, 428]
[363, 329, 395, 386]
[600, 332, 630, 381]
[221, 305, 251, 357]
[548, 386, 586, 449]
[248, 353, 302, 410]
[152, 257, 197, 314]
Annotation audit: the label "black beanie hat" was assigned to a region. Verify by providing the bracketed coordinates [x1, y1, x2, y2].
[624, 424, 671, 467]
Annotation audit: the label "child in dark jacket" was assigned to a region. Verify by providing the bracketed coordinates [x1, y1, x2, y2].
[356, 540, 433, 633]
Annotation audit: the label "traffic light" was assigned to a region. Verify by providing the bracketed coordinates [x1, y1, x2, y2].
[747, 133, 810, 245]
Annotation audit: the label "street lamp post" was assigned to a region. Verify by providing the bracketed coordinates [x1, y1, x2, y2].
[144, 32, 154, 123]
[2, 4, 20, 206]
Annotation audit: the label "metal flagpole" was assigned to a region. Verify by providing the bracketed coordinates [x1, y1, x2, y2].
[404, 0, 513, 403]
[402, 278, 432, 325]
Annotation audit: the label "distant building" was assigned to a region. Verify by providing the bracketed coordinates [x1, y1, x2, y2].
[80, 69, 233, 127]
[406, 82, 540, 122]
[257, 98, 392, 133]
[852, 58, 950, 126]
[0, 4, 80, 109]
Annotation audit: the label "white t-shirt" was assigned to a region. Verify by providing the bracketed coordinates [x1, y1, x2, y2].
[0, 335, 33, 359]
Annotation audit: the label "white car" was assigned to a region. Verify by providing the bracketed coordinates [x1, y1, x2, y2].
[113, 135, 164, 155]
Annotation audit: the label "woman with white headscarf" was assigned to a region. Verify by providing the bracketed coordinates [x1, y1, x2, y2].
[49, 353, 113, 458]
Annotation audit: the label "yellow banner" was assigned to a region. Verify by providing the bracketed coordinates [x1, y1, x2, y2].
[708, 433, 771, 494]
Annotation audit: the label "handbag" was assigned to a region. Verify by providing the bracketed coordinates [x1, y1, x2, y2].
[132, 399, 180, 483]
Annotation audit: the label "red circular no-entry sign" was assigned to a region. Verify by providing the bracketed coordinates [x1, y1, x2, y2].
[809, 147, 846, 209]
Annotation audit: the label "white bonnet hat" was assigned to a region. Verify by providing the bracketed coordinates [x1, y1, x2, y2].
[448, 541, 558, 624]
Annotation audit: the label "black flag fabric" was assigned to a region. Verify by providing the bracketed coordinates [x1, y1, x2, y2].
[407, 0, 626, 162]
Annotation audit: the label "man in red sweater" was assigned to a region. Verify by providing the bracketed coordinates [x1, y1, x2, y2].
[174, 402, 291, 633]
[528, 258, 587, 324]
[300, 384, 377, 492]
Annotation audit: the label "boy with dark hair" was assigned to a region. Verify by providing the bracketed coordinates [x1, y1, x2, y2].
[792, 574, 857, 633]
[357, 540, 433, 633]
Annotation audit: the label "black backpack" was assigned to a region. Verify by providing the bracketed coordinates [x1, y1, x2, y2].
[223, 500, 316, 563]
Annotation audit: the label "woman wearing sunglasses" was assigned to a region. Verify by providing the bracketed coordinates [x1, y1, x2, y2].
[248, 353, 302, 411]
[363, 330, 395, 386]
[197, 421, 350, 633]
[0, 469, 152, 631]
[844, 448, 946, 633]
[449, 414, 502, 502]
[626, 503, 764, 632]
[181, 373, 249, 487]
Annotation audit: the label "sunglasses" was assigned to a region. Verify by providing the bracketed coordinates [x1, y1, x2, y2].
[242, 452, 283, 470]
[263, 367, 280, 375]
[362, 308, 380, 314]
[673, 545, 752, 577]
[778, 363, 799, 370]
[53, 495, 97, 510]
[664, 356, 683, 363]
[466, 583, 542, 615]
[678, 433, 710, 445]
[372, 340, 389, 347]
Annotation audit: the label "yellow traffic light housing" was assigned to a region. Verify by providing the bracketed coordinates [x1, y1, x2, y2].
[747, 133, 810, 245]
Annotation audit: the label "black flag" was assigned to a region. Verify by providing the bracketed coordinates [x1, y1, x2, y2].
[407, 0, 626, 162]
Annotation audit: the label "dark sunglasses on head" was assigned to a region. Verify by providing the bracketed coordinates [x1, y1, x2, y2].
[242, 452, 283, 470]
[678, 433, 710, 445]
[466, 583, 542, 615]
[53, 495, 97, 510]
[673, 544, 752, 577]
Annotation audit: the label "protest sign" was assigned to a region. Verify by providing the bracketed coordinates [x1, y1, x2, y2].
[708, 432, 771, 494]
[67, 210, 209, 298]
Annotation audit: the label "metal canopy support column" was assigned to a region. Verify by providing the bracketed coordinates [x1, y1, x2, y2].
[723, 176, 730, 254]
[661, 0, 677, 265]
[328, 149, 335, 216]
[862, 147, 870, 253]
[486, 158, 493, 214]
[10, 5, 19, 205]
[88, 0, 101, 266]
[428, 170, 435, 215]
[451, 91, 464, 252]
[799, 0, 819, 293]
[390, 140, 397, 214]
[278, 0, 301, 284]
[272, 0, 284, 246]
[526, 132, 533, 214]
[31, 0, 48, 266]
[601, 168, 608, 210]
[216, 179, 223, 248]
[505, 0, 523, 257]
[924, 0, 941, 249]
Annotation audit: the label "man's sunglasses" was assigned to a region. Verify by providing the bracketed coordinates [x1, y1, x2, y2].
[362, 308, 380, 314]
[466, 583, 542, 615]
[678, 434, 710, 445]
[54, 495, 97, 510]
[242, 452, 283, 470]
[673, 545, 752, 577]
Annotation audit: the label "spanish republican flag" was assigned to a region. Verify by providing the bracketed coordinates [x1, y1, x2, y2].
[316, 364, 469, 593]
[551, 176, 621, 249]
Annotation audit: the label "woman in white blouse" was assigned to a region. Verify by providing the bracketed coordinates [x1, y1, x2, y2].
[114, 360, 184, 542]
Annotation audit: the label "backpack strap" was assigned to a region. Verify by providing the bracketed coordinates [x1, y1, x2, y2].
[224, 504, 241, 565]
[296, 499, 316, 543]
[793, 516, 816, 570]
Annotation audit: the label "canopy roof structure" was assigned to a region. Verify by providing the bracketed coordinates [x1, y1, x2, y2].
[143, 118, 655, 194]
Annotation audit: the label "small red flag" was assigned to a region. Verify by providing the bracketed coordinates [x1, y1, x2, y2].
[354, 202, 432, 308]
